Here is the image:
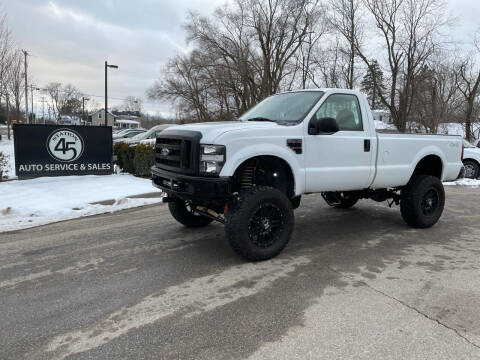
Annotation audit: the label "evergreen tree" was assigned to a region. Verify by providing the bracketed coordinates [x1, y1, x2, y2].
[361, 60, 386, 109]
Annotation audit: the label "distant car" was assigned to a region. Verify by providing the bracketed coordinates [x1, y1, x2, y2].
[462, 139, 480, 179]
[122, 124, 174, 145]
[112, 129, 132, 137]
[113, 129, 146, 142]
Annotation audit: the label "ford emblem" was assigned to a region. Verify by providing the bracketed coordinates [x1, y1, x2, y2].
[160, 147, 170, 156]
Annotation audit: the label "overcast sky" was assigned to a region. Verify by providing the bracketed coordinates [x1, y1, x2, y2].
[3, 0, 480, 117]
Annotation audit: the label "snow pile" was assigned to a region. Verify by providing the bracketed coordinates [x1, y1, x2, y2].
[438, 123, 480, 140]
[0, 137, 15, 179]
[374, 120, 397, 131]
[0, 174, 162, 232]
[444, 178, 480, 188]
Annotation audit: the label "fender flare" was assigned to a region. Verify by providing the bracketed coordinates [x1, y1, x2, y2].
[407, 146, 446, 181]
[220, 144, 304, 195]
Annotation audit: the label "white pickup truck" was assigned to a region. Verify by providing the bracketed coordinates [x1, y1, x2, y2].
[152, 89, 463, 261]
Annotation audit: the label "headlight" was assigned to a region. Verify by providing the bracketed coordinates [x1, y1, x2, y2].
[200, 144, 226, 175]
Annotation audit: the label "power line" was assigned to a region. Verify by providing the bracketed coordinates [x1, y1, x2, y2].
[37, 86, 140, 102]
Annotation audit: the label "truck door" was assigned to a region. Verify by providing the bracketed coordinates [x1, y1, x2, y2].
[304, 93, 374, 192]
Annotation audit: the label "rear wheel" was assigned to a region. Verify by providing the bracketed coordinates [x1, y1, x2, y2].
[168, 200, 213, 228]
[225, 186, 294, 261]
[400, 175, 445, 228]
[463, 160, 480, 179]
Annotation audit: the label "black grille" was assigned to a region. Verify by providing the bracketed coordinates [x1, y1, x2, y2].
[156, 138, 182, 168]
[154, 131, 202, 174]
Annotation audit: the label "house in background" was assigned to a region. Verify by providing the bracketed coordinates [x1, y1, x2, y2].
[88, 109, 116, 126]
[115, 119, 141, 129]
[371, 109, 392, 124]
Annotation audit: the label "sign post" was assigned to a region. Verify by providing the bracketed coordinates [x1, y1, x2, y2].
[13, 124, 113, 178]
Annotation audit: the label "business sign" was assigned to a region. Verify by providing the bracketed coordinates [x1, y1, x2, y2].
[13, 124, 113, 178]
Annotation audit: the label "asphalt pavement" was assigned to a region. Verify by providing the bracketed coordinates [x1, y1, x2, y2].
[1, 186, 479, 359]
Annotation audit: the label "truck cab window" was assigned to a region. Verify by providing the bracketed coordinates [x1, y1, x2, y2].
[315, 94, 363, 131]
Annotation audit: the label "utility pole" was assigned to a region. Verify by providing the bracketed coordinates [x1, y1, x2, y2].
[104, 61, 118, 126]
[30, 85, 39, 124]
[6, 92, 10, 140]
[47, 105, 51, 123]
[82, 96, 89, 126]
[40, 96, 46, 124]
[22, 50, 28, 124]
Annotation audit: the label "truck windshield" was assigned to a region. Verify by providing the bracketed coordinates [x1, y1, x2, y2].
[239, 91, 324, 124]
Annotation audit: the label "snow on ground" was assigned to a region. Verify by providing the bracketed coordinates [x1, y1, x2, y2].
[438, 123, 480, 140]
[0, 174, 162, 233]
[0, 137, 15, 179]
[374, 120, 397, 131]
[444, 178, 480, 188]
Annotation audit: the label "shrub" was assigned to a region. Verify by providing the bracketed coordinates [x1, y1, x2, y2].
[113, 142, 136, 174]
[133, 143, 155, 177]
[0, 152, 8, 181]
[113, 142, 156, 177]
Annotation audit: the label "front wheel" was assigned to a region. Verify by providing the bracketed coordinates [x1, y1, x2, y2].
[225, 186, 294, 261]
[400, 175, 445, 228]
[168, 200, 213, 228]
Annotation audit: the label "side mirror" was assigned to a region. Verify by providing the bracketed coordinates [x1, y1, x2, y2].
[308, 117, 339, 135]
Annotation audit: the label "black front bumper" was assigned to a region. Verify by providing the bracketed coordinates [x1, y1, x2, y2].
[152, 166, 232, 200]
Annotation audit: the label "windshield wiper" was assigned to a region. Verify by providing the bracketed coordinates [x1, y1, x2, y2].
[246, 117, 277, 123]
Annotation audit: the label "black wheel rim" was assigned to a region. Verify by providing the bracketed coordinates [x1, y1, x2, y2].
[421, 188, 439, 215]
[248, 203, 285, 248]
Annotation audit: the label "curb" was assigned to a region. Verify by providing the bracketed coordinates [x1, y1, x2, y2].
[89, 191, 164, 206]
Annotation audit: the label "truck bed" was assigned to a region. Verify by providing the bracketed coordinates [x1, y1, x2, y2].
[371, 132, 462, 188]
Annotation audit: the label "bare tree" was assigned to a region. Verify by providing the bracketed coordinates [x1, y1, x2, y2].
[329, 0, 364, 89]
[150, 0, 321, 122]
[43, 83, 83, 118]
[289, 19, 328, 89]
[122, 96, 143, 113]
[44, 82, 61, 119]
[0, 14, 13, 105]
[245, 0, 321, 96]
[410, 57, 459, 133]
[355, 0, 448, 132]
[455, 33, 480, 141]
[57, 84, 82, 116]
[7, 51, 23, 122]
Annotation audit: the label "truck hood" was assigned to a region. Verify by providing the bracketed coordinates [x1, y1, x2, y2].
[160, 121, 280, 143]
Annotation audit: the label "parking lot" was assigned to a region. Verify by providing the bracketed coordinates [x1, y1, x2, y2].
[1, 186, 479, 359]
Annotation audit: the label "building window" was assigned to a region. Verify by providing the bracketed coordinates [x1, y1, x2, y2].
[99, 113, 102, 119]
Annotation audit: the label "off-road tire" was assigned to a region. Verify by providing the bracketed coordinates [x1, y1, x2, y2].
[463, 160, 480, 179]
[168, 200, 213, 228]
[400, 175, 445, 228]
[225, 186, 294, 261]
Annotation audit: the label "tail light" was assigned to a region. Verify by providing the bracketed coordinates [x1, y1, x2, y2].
[461, 143, 464, 161]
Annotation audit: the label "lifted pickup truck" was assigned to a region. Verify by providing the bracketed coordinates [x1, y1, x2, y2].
[152, 89, 463, 261]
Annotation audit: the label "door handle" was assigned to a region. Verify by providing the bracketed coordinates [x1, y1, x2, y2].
[364, 139, 371, 152]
